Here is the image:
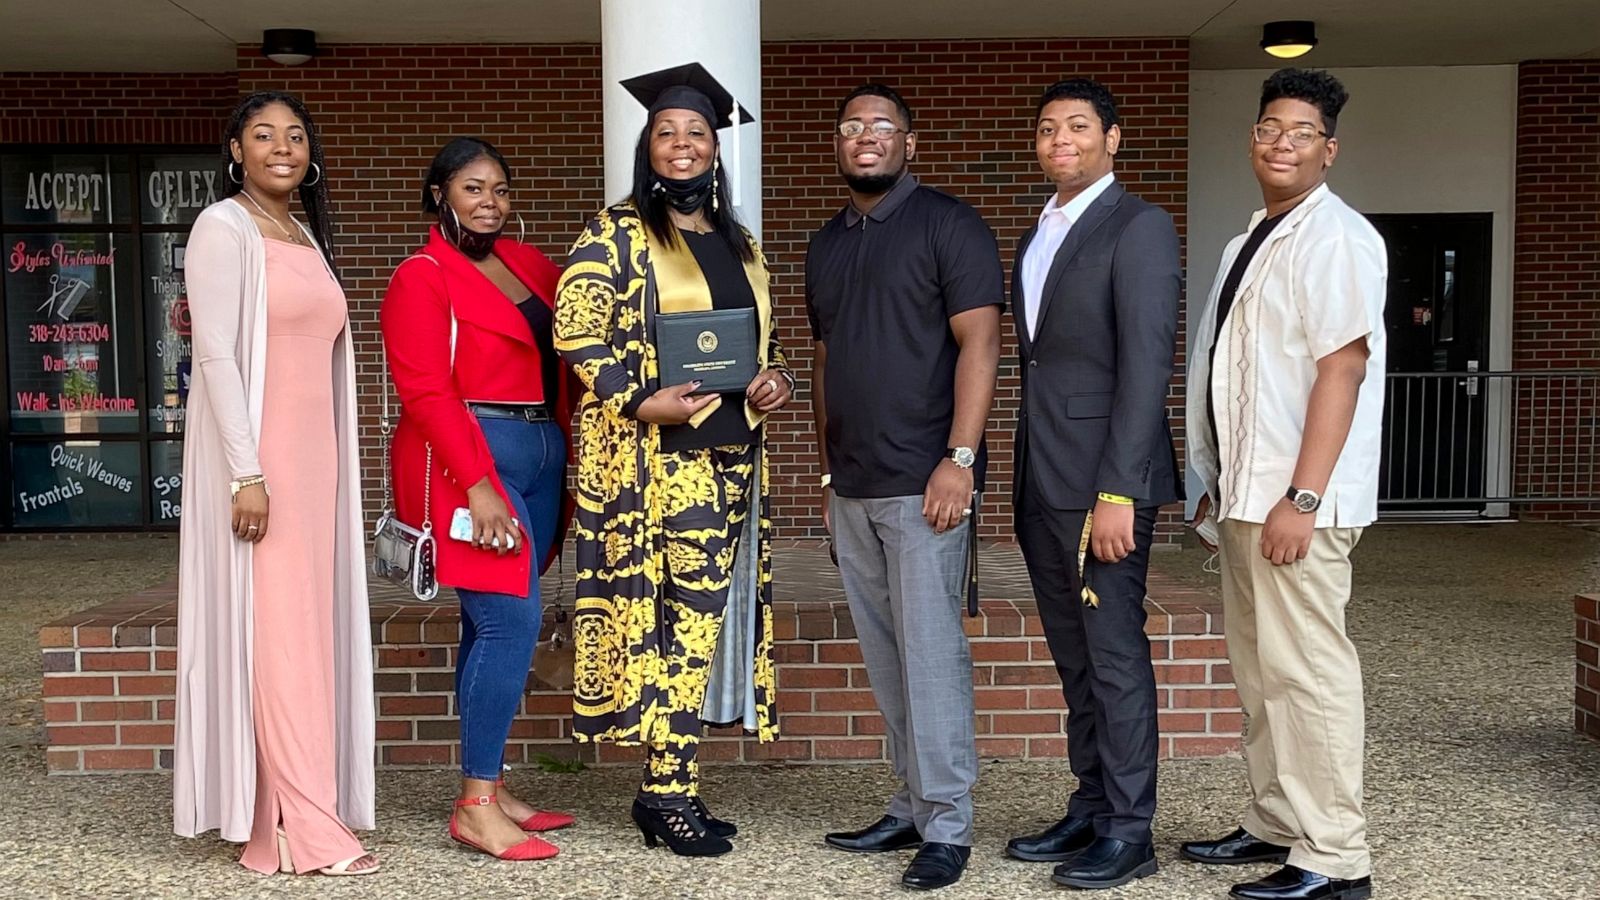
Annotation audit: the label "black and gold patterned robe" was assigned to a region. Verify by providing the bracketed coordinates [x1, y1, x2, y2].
[554, 202, 784, 746]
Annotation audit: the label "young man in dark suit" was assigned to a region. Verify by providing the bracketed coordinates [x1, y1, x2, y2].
[1005, 78, 1182, 890]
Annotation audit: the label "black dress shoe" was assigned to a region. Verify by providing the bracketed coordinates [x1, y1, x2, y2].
[1181, 827, 1292, 865]
[901, 842, 970, 890]
[1050, 837, 1157, 890]
[1231, 865, 1372, 900]
[824, 815, 922, 853]
[1005, 814, 1095, 862]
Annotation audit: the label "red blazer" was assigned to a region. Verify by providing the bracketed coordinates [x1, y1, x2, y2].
[380, 227, 575, 596]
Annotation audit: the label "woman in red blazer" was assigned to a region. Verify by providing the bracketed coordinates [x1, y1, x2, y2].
[380, 138, 575, 862]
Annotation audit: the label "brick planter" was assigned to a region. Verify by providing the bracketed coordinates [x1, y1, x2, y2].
[1578, 594, 1600, 742]
[41, 580, 1239, 774]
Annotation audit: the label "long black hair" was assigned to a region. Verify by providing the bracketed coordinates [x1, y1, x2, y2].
[222, 91, 337, 277]
[421, 137, 512, 214]
[628, 121, 752, 262]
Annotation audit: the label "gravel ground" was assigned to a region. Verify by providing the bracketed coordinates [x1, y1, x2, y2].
[3, 523, 1598, 899]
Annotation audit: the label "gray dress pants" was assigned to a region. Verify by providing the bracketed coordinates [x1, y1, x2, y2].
[832, 494, 978, 846]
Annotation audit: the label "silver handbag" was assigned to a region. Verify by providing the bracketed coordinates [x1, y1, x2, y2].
[371, 254, 454, 602]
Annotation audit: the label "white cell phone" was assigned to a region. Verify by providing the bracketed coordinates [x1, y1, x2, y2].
[449, 506, 519, 548]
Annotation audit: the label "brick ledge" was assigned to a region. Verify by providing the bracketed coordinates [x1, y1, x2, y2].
[42, 582, 1240, 773]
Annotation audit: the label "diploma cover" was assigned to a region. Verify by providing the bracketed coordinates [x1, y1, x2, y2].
[656, 307, 758, 394]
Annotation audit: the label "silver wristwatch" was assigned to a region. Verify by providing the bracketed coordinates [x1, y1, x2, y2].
[1286, 485, 1321, 513]
[948, 446, 976, 469]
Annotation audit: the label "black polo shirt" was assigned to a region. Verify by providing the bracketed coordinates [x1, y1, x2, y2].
[805, 174, 1004, 499]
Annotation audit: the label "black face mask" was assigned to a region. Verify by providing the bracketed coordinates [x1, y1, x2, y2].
[441, 206, 501, 260]
[653, 169, 715, 214]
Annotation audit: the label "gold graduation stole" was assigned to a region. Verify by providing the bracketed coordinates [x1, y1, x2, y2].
[1077, 512, 1100, 608]
[644, 226, 773, 429]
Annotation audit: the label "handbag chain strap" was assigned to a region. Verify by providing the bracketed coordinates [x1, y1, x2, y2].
[379, 252, 456, 531]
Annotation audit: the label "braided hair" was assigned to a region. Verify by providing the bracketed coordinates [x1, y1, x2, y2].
[221, 91, 338, 277]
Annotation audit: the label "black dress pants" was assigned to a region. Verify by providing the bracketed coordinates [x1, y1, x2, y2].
[1015, 477, 1159, 845]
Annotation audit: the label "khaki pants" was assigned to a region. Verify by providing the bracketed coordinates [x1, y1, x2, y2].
[1218, 519, 1370, 880]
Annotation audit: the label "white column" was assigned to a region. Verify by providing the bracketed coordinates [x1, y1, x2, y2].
[601, 0, 762, 239]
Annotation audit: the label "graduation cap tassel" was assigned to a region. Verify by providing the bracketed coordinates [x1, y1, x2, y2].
[730, 99, 741, 210]
[1077, 511, 1100, 608]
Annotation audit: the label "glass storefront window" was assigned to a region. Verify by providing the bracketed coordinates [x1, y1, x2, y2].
[5, 231, 140, 434]
[139, 153, 224, 228]
[1, 147, 216, 530]
[143, 233, 189, 434]
[0, 153, 131, 227]
[9, 440, 143, 527]
[149, 441, 184, 524]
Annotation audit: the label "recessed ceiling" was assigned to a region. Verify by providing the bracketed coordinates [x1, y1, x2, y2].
[1, 0, 1595, 72]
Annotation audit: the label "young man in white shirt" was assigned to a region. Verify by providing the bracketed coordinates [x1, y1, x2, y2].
[1182, 69, 1386, 900]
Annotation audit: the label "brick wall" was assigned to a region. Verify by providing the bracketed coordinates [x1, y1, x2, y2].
[1514, 61, 1600, 520]
[1579, 594, 1600, 742]
[6, 41, 1190, 541]
[0, 72, 237, 145]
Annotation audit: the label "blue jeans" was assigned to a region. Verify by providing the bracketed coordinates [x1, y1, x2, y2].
[455, 416, 565, 781]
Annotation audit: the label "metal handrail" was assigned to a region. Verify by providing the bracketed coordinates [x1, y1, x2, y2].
[1380, 370, 1599, 507]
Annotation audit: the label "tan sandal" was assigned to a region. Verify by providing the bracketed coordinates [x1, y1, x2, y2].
[274, 827, 380, 876]
[318, 853, 381, 876]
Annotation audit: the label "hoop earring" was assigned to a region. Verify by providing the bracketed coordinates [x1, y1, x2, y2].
[228, 161, 243, 185]
[301, 162, 322, 187]
[440, 203, 463, 246]
[515, 213, 527, 244]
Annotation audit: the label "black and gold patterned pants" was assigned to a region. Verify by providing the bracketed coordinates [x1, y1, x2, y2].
[642, 444, 754, 797]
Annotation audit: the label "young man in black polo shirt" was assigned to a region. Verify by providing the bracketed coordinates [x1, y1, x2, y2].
[806, 83, 1004, 892]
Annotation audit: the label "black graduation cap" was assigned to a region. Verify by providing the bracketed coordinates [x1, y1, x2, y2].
[620, 61, 756, 130]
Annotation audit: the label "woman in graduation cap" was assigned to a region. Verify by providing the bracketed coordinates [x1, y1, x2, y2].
[554, 62, 794, 858]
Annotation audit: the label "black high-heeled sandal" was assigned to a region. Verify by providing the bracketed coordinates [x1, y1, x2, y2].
[631, 799, 734, 857]
[690, 796, 737, 838]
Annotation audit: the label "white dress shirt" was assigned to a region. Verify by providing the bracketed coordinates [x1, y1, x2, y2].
[1186, 184, 1389, 528]
[1021, 171, 1116, 339]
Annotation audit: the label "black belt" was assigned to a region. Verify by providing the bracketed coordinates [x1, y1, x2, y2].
[467, 402, 552, 423]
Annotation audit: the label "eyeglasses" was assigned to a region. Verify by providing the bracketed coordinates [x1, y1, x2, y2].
[838, 119, 905, 141]
[1252, 123, 1328, 148]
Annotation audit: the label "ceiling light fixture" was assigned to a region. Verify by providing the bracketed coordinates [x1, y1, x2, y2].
[1260, 21, 1318, 59]
[261, 29, 318, 66]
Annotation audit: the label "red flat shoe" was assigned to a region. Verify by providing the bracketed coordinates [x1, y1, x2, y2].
[494, 778, 575, 832]
[516, 809, 576, 832]
[449, 796, 559, 861]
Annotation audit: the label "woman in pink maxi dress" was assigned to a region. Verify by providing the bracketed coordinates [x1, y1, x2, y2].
[231, 236, 371, 875]
[174, 91, 377, 876]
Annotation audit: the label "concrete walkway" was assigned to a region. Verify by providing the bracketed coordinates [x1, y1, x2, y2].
[4, 523, 1598, 898]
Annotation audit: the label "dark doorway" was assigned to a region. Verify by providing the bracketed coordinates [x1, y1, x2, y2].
[1367, 213, 1494, 516]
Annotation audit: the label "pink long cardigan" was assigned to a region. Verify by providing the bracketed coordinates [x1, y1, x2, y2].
[173, 197, 375, 840]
